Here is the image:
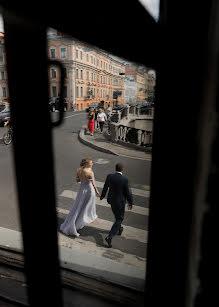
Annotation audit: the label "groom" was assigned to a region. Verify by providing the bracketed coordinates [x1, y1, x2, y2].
[100, 163, 133, 248]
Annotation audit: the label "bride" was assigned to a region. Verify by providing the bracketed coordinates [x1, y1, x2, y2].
[60, 158, 100, 237]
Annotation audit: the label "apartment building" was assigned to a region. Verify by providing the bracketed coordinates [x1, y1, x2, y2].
[47, 30, 125, 110]
[124, 64, 149, 104]
[136, 68, 148, 103]
[0, 32, 9, 105]
[124, 66, 137, 104]
[147, 72, 156, 102]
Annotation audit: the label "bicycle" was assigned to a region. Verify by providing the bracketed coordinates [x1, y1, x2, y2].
[3, 125, 13, 145]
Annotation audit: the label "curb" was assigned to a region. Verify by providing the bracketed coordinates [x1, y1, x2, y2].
[78, 128, 118, 156]
[0, 227, 145, 303]
[78, 127, 152, 161]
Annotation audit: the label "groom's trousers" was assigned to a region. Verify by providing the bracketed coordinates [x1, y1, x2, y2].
[108, 203, 125, 239]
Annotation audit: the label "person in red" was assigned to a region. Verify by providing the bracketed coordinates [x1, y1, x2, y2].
[87, 107, 95, 136]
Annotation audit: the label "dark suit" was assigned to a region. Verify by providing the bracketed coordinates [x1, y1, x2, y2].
[101, 172, 133, 239]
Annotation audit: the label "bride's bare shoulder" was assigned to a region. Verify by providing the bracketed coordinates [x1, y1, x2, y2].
[84, 169, 94, 179]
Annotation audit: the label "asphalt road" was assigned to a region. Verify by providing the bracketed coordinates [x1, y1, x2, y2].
[0, 110, 151, 262]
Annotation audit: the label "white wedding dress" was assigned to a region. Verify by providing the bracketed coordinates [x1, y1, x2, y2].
[60, 178, 97, 237]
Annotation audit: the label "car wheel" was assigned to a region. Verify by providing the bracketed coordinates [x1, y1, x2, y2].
[3, 132, 12, 145]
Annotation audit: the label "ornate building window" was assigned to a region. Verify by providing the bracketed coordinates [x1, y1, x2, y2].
[50, 46, 56, 59]
[60, 46, 67, 58]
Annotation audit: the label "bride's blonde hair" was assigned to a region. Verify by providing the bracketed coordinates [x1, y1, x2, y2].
[80, 157, 92, 168]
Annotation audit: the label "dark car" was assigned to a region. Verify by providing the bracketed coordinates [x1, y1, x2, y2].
[112, 104, 125, 111]
[0, 105, 10, 126]
[0, 102, 5, 112]
[86, 102, 99, 112]
[137, 102, 154, 115]
[49, 97, 68, 112]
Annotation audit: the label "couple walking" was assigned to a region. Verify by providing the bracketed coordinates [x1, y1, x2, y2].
[60, 158, 133, 247]
[87, 108, 107, 136]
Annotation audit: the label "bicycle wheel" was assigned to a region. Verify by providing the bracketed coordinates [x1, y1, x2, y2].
[3, 132, 12, 145]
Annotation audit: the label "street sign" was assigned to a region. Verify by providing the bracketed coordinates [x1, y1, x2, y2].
[113, 91, 122, 99]
[113, 91, 122, 96]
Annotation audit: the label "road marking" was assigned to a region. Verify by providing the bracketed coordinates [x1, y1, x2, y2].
[57, 207, 148, 244]
[93, 158, 110, 164]
[95, 180, 150, 198]
[117, 153, 152, 161]
[52, 112, 84, 123]
[64, 113, 85, 119]
[58, 232, 146, 271]
[60, 190, 149, 216]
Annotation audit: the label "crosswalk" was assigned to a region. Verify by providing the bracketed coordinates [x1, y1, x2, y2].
[57, 180, 150, 271]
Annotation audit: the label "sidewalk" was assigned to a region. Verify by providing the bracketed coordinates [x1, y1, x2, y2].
[0, 227, 145, 305]
[78, 126, 152, 161]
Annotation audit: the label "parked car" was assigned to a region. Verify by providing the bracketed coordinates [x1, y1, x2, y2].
[0, 102, 5, 112]
[49, 97, 68, 112]
[86, 102, 99, 112]
[0, 105, 10, 126]
[112, 104, 125, 111]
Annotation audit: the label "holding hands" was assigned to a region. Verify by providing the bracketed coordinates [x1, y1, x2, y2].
[96, 190, 101, 197]
[127, 204, 133, 210]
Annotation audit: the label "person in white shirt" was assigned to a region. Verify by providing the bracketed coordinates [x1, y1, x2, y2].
[97, 108, 107, 132]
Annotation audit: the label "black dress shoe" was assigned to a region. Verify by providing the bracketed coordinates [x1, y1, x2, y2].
[105, 237, 112, 248]
[118, 226, 123, 236]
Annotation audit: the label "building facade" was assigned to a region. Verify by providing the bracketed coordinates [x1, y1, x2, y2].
[124, 66, 137, 104]
[147, 72, 156, 102]
[124, 64, 149, 104]
[136, 68, 148, 103]
[0, 32, 9, 105]
[0, 30, 154, 110]
[47, 30, 125, 110]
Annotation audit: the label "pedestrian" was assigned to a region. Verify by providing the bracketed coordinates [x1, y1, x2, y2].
[87, 107, 95, 136]
[70, 100, 74, 111]
[60, 158, 100, 237]
[100, 163, 133, 248]
[94, 108, 99, 131]
[97, 108, 107, 133]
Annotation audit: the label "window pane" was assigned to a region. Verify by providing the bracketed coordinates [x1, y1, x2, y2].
[2, 87, 6, 97]
[61, 48, 66, 58]
[50, 49, 56, 58]
[46, 28, 156, 295]
[51, 69, 56, 78]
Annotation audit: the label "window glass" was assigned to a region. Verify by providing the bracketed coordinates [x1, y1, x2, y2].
[60, 47, 66, 58]
[0, 24, 157, 299]
[50, 48, 56, 58]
